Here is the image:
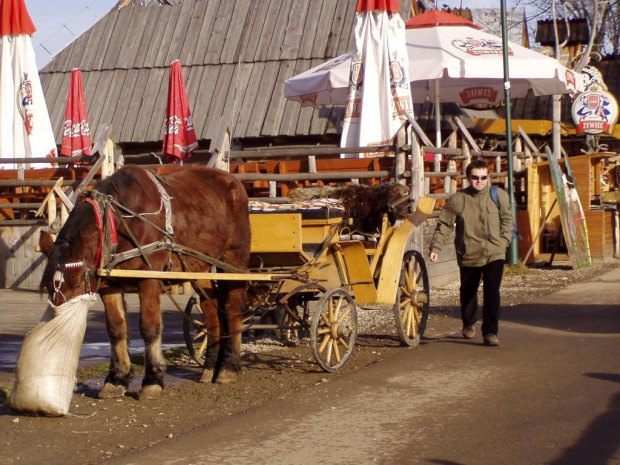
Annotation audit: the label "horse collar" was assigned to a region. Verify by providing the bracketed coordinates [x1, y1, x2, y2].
[85, 197, 118, 268]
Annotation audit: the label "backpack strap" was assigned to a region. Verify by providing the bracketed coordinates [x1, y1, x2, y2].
[490, 185, 500, 209]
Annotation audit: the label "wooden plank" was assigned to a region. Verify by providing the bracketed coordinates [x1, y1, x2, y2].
[190, 66, 222, 139]
[234, 63, 266, 137]
[88, 10, 121, 71]
[98, 269, 294, 281]
[253, 0, 284, 61]
[311, 0, 338, 57]
[141, 5, 174, 68]
[239, 0, 273, 62]
[96, 70, 129, 136]
[261, 62, 297, 136]
[164, 0, 197, 66]
[117, 7, 152, 69]
[337, 0, 358, 55]
[109, 69, 139, 141]
[325, 0, 352, 57]
[226, 63, 255, 138]
[201, 65, 235, 135]
[101, 7, 134, 70]
[220, 0, 253, 63]
[297, 0, 324, 58]
[265, 0, 294, 61]
[153, 2, 184, 67]
[190, 0, 221, 65]
[86, 71, 114, 137]
[280, 0, 310, 60]
[118, 69, 151, 142]
[132, 6, 164, 69]
[132, 68, 166, 142]
[279, 64, 305, 136]
[246, 62, 282, 137]
[178, 0, 210, 65]
[204, 0, 236, 64]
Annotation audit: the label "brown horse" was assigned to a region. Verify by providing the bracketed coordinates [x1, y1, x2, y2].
[39, 165, 251, 399]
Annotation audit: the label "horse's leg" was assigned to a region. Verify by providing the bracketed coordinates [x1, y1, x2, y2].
[214, 282, 246, 384]
[99, 290, 131, 399]
[137, 279, 165, 399]
[198, 289, 220, 384]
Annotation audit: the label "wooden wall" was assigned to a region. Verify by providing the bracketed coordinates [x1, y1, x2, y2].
[0, 225, 46, 290]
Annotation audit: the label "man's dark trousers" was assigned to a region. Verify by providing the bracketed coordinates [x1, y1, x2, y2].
[459, 259, 504, 336]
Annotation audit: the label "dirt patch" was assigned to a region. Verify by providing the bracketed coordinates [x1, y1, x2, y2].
[1, 259, 618, 465]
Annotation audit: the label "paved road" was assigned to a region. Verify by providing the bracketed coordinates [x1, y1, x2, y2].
[99, 268, 619, 465]
[2, 271, 618, 464]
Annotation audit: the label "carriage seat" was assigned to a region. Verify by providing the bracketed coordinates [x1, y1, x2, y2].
[248, 199, 344, 220]
[248, 199, 344, 267]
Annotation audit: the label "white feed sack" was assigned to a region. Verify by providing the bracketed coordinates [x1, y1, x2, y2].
[5, 293, 98, 416]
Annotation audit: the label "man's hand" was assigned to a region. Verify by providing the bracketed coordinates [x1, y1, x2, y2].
[429, 252, 439, 262]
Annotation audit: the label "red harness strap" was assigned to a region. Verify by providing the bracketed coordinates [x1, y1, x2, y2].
[85, 197, 118, 267]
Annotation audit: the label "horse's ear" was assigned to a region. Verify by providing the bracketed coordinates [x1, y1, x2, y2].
[38, 231, 54, 256]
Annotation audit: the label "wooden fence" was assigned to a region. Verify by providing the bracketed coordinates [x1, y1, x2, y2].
[0, 120, 547, 289]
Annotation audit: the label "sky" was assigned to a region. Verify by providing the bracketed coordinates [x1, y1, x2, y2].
[26, 0, 118, 69]
[25, 0, 523, 70]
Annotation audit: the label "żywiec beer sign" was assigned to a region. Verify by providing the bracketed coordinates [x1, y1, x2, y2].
[572, 67, 618, 135]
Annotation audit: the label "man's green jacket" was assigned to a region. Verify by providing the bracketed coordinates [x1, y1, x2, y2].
[430, 185, 513, 267]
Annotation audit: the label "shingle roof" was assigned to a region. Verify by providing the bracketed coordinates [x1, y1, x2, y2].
[40, 0, 411, 148]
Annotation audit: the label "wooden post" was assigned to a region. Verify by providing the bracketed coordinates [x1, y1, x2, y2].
[395, 124, 407, 186]
[445, 132, 457, 194]
[462, 143, 471, 189]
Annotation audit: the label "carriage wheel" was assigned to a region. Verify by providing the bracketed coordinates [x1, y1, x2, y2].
[310, 289, 358, 373]
[393, 250, 430, 347]
[183, 295, 208, 366]
[271, 297, 310, 347]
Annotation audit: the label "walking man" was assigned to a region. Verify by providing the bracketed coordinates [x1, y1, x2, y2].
[429, 160, 513, 346]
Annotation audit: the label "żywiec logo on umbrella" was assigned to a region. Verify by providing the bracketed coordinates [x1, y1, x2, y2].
[452, 37, 513, 56]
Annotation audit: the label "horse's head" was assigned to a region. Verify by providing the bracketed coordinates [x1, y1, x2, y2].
[39, 203, 101, 306]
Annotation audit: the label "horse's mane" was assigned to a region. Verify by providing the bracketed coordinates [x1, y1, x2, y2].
[40, 166, 151, 291]
[39, 202, 95, 292]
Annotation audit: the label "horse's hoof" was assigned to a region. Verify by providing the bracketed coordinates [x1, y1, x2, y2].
[99, 383, 126, 399]
[199, 369, 214, 384]
[139, 384, 163, 400]
[214, 369, 239, 384]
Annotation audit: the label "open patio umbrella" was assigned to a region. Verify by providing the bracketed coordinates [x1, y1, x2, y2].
[162, 60, 198, 164]
[60, 68, 92, 158]
[340, 0, 413, 157]
[0, 0, 57, 169]
[284, 10, 583, 146]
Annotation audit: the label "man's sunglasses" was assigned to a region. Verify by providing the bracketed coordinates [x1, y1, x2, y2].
[470, 175, 488, 181]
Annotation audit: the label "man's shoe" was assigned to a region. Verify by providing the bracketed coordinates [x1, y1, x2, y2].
[483, 334, 500, 346]
[462, 326, 475, 339]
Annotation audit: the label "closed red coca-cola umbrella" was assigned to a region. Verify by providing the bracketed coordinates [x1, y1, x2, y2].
[162, 60, 197, 163]
[60, 68, 92, 158]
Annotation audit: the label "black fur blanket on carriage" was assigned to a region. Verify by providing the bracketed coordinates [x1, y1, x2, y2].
[289, 184, 410, 235]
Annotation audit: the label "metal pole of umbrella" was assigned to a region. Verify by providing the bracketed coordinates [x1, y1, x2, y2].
[500, 0, 518, 266]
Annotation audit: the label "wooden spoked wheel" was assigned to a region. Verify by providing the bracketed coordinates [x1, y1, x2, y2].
[393, 250, 430, 347]
[271, 299, 307, 347]
[183, 295, 208, 366]
[310, 289, 358, 373]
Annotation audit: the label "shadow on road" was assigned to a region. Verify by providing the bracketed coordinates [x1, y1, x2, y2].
[551, 373, 620, 465]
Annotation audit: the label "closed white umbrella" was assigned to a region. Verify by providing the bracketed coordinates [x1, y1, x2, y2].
[340, 0, 413, 157]
[0, 0, 57, 169]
